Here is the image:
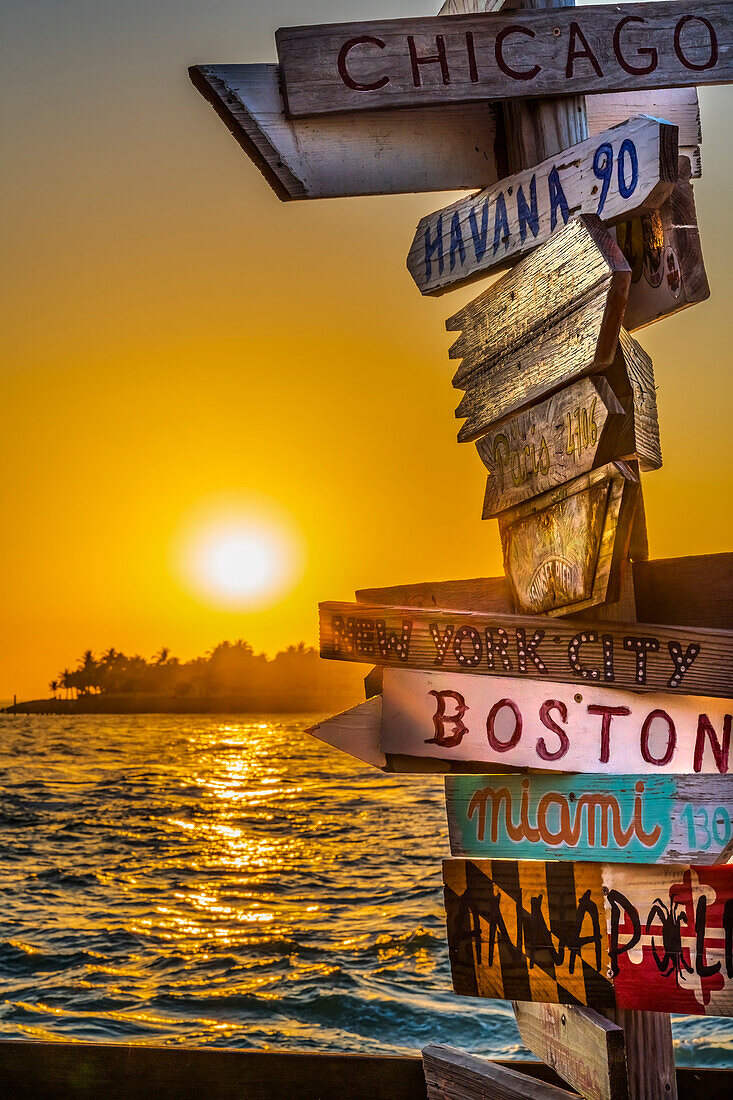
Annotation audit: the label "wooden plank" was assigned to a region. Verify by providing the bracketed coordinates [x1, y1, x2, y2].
[478, 375, 624, 517]
[0, 1043, 430, 1100]
[408, 115, 677, 294]
[353, 554, 732, 631]
[497, 462, 638, 617]
[587, 89, 702, 179]
[320, 601, 733, 698]
[188, 64, 502, 200]
[307, 696, 386, 769]
[445, 773, 733, 863]
[276, 2, 733, 118]
[635, 554, 733, 632]
[450, 216, 631, 441]
[188, 74, 702, 202]
[381, 667, 732, 773]
[0, 1043, 728, 1100]
[478, 332, 660, 518]
[512, 1003, 628, 1100]
[356, 575, 513, 614]
[443, 858, 733, 1015]
[422, 1044, 576, 1100]
[614, 156, 710, 330]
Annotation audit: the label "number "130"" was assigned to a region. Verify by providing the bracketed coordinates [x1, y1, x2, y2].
[682, 804, 732, 851]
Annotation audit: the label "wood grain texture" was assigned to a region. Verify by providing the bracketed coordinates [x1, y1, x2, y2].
[443, 859, 733, 1015]
[497, 462, 638, 617]
[356, 575, 513, 615]
[587, 89, 702, 179]
[449, 216, 631, 441]
[381, 667, 732, 773]
[320, 600, 733, 698]
[445, 773, 733, 863]
[0, 1043, 729, 1100]
[500, 0, 588, 177]
[478, 375, 624, 517]
[408, 116, 676, 294]
[307, 696, 386, 769]
[276, 3, 732, 117]
[608, 330, 662, 473]
[188, 64, 503, 200]
[190, 62, 702, 196]
[352, 554, 732, 631]
[422, 1045, 576, 1100]
[635, 554, 733, 632]
[614, 157, 710, 330]
[513, 1002, 628, 1100]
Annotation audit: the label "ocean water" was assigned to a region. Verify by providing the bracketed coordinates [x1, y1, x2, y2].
[0, 714, 731, 1064]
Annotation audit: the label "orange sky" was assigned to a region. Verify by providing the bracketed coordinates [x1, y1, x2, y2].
[2, 0, 731, 699]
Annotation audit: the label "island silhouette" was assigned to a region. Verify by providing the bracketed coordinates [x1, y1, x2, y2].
[5, 641, 365, 715]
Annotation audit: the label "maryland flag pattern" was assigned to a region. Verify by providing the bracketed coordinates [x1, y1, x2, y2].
[443, 859, 615, 1008]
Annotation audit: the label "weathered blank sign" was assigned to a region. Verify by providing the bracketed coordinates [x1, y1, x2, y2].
[512, 1003, 628, 1100]
[380, 667, 732, 774]
[614, 156, 710, 330]
[408, 115, 677, 294]
[189, 63, 704, 198]
[189, 64, 501, 200]
[319, 601, 733, 698]
[498, 462, 637, 617]
[445, 773, 733, 863]
[449, 216, 631, 441]
[422, 1045, 577, 1100]
[478, 329, 661, 517]
[276, 2, 733, 118]
[444, 859, 733, 1016]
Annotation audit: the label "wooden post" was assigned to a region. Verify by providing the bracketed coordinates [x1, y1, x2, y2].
[501, 0, 587, 172]
[497, 5, 675, 1095]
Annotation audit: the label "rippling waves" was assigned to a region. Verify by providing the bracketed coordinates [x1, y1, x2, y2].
[0, 714, 730, 1064]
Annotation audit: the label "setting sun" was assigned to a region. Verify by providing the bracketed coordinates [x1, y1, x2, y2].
[174, 498, 304, 611]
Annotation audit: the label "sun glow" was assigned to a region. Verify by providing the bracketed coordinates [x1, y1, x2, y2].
[174, 497, 303, 610]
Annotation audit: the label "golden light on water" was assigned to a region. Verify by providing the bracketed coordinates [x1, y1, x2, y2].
[173, 497, 304, 611]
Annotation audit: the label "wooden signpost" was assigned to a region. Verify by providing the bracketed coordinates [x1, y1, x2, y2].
[192, 1, 733, 1094]
[407, 116, 677, 294]
[443, 858, 733, 1015]
[275, 2, 733, 118]
[445, 773, 733, 863]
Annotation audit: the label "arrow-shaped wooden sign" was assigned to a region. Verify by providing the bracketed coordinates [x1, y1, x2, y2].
[443, 858, 733, 1015]
[275, 2, 732, 119]
[478, 328, 661, 518]
[189, 63, 703, 201]
[449, 215, 631, 442]
[408, 115, 677, 294]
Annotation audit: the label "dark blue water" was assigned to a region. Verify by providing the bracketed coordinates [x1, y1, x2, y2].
[0, 714, 730, 1063]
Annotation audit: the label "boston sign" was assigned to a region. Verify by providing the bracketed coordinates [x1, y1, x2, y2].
[380, 668, 731, 775]
[276, 2, 733, 118]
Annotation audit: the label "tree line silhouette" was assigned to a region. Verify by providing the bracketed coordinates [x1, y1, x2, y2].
[47, 641, 362, 708]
